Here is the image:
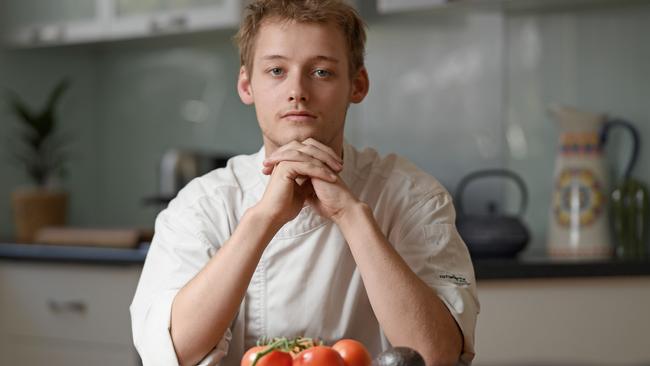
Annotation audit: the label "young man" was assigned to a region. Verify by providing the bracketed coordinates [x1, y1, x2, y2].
[130, 1, 479, 365]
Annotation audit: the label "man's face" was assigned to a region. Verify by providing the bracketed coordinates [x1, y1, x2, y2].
[237, 19, 368, 155]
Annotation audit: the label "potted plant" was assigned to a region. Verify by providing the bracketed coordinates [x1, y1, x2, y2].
[5, 79, 71, 243]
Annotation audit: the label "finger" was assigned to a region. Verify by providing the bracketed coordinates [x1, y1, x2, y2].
[261, 140, 304, 171]
[263, 149, 311, 168]
[275, 140, 305, 155]
[264, 150, 342, 174]
[302, 138, 343, 163]
[298, 144, 343, 171]
[263, 149, 308, 165]
[277, 161, 338, 183]
[264, 148, 342, 173]
[267, 139, 341, 166]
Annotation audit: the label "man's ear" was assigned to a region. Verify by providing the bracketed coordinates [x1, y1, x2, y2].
[350, 67, 369, 104]
[237, 66, 254, 105]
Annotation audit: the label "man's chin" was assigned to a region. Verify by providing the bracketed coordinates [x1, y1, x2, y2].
[276, 132, 325, 145]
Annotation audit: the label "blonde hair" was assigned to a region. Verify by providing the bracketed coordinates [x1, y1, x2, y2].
[234, 0, 367, 78]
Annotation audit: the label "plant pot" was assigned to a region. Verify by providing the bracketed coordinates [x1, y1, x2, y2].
[11, 188, 68, 243]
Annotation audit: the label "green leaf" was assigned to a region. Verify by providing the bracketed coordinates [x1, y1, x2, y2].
[38, 79, 70, 136]
[44, 78, 70, 116]
[5, 91, 37, 131]
[3, 78, 72, 187]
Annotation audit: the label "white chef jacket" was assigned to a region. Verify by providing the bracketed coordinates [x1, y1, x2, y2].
[130, 141, 479, 366]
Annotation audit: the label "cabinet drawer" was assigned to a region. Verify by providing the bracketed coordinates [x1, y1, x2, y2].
[0, 262, 141, 346]
[0, 333, 139, 366]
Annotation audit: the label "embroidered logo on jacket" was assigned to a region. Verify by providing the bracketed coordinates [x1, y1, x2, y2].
[439, 273, 470, 286]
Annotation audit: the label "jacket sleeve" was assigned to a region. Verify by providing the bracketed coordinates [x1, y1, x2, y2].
[390, 191, 480, 365]
[130, 191, 234, 366]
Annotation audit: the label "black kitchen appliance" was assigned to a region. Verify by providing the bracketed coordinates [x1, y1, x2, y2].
[455, 169, 530, 259]
[143, 149, 232, 206]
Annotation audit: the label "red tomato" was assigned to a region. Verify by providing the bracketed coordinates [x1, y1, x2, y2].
[241, 346, 292, 366]
[332, 339, 372, 366]
[293, 345, 346, 366]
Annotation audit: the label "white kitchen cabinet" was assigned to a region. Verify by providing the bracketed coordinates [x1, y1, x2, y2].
[376, 0, 646, 14]
[109, 0, 241, 41]
[1, 0, 111, 46]
[0, 261, 142, 366]
[474, 277, 650, 365]
[5, 341, 138, 366]
[1, 0, 242, 47]
[377, 0, 449, 14]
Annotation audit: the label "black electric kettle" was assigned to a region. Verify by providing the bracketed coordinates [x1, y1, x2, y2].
[454, 169, 530, 259]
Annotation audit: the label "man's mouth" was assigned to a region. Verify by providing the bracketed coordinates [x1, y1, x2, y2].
[281, 110, 317, 122]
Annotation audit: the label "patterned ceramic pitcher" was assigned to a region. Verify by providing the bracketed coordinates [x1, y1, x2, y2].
[547, 105, 642, 260]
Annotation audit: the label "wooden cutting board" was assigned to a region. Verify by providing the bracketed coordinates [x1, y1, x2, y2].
[33, 227, 151, 248]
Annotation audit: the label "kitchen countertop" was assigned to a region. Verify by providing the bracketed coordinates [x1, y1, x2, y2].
[1, 242, 649, 279]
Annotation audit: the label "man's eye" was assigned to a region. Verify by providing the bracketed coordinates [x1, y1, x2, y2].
[269, 68, 283, 76]
[313, 69, 332, 78]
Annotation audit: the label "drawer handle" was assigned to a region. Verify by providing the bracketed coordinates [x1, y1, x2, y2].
[47, 300, 87, 314]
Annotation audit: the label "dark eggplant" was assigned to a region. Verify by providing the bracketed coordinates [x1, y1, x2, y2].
[372, 347, 425, 366]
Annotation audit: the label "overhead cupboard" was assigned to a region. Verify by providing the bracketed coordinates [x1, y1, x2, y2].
[0, 0, 242, 47]
[1, 0, 638, 47]
[377, 0, 647, 13]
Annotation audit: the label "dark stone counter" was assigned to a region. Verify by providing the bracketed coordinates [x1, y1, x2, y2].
[0, 242, 149, 265]
[473, 257, 650, 280]
[2, 242, 649, 279]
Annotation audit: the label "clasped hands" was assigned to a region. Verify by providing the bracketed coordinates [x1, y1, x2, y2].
[256, 138, 359, 226]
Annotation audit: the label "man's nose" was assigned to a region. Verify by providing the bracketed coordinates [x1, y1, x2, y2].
[288, 73, 309, 103]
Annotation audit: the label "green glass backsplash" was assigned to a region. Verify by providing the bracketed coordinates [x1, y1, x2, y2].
[1, 3, 649, 256]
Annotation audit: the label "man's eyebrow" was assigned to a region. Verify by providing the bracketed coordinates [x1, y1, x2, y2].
[259, 55, 340, 63]
[312, 55, 340, 63]
[261, 55, 287, 61]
